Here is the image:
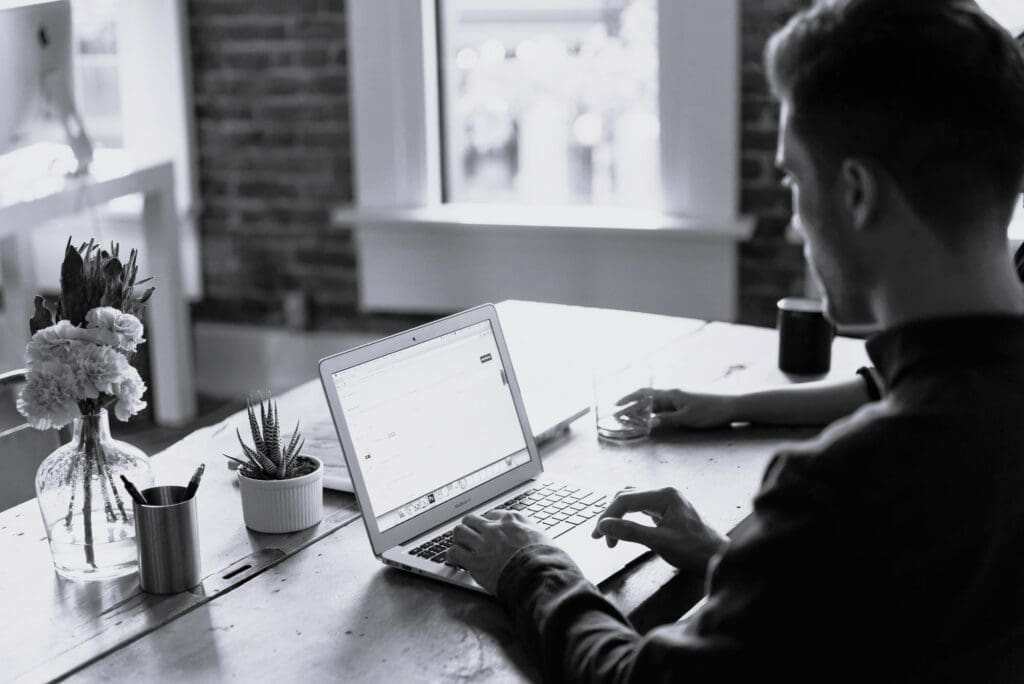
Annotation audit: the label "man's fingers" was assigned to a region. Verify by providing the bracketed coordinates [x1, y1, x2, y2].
[613, 409, 649, 427]
[446, 544, 471, 567]
[613, 402, 646, 420]
[592, 489, 669, 537]
[615, 387, 653, 406]
[596, 518, 665, 548]
[461, 514, 490, 532]
[483, 509, 521, 522]
[452, 524, 483, 549]
[650, 410, 693, 430]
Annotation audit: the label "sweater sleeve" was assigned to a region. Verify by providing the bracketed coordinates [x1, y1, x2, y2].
[495, 454, 843, 683]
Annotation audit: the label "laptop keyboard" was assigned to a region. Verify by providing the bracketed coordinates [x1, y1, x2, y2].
[407, 481, 608, 565]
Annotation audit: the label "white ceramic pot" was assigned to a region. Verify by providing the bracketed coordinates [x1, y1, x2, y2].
[237, 457, 323, 534]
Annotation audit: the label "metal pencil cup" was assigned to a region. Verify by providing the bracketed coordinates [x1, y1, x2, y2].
[133, 486, 201, 594]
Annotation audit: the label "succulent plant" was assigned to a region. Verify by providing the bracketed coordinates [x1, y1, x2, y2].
[225, 394, 313, 481]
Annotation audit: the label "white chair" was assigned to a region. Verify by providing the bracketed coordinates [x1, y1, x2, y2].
[0, 369, 63, 511]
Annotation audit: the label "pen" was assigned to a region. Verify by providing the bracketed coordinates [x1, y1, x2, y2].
[120, 475, 148, 505]
[184, 463, 205, 500]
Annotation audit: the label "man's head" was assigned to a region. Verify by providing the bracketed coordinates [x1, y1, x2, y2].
[766, 0, 1024, 326]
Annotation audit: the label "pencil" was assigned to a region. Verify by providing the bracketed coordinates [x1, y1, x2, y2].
[184, 463, 206, 500]
[120, 475, 148, 505]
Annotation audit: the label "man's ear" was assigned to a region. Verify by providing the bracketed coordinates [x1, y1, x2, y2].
[839, 158, 878, 231]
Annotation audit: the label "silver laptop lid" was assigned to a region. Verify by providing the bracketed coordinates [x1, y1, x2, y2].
[318, 304, 543, 556]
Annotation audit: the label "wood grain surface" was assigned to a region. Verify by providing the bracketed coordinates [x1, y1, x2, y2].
[1, 380, 360, 683]
[59, 302, 870, 682]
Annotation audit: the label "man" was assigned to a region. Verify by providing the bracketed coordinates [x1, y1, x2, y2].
[447, 1, 1024, 681]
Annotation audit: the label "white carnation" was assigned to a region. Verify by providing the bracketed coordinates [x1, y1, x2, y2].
[20, 312, 148, 429]
[111, 364, 147, 421]
[85, 307, 145, 354]
[27, 320, 116, 365]
[16, 361, 82, 430]
[70, 343, 129, 398]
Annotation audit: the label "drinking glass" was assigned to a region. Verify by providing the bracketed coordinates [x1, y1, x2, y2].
[593, 363, 653, 442]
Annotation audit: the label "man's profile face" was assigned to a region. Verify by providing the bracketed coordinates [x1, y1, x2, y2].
[776, 102, 874, 327]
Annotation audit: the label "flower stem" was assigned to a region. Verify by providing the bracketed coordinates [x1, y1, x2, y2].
[63, 442, 85, 528]
[84, 421, 117, 523]
[94, 440, 129, 522]
[94, 449, 117, 524]
[81, 450, 96, 568]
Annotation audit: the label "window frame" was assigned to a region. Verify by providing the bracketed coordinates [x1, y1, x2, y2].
[343, 0, 752, 319]
[115, 0, 199, 222]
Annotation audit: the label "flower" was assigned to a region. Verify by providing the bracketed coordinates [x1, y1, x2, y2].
[16, 361, 82, 430]
[20, 313, 146, 426]
[20, 240, 155, 430]
[71, 343, 130, 398]
[26, 320, 116, 364]
[111, 365, 147, 422]
[85, 307, 145, 354]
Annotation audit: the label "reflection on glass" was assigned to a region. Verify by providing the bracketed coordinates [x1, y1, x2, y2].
[440, 0, 659, 207]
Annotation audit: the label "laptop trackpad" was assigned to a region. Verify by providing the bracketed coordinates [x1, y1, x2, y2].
[557, 529, 650, 585]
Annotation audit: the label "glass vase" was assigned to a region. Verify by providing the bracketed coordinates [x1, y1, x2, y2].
[35, 410, 152, 581]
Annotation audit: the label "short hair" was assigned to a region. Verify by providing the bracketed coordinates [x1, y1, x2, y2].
[766, 0, 1024, 241]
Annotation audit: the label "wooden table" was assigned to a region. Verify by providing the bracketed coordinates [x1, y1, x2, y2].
[0, 301, 870, 683]
[0, 145, 196, 426]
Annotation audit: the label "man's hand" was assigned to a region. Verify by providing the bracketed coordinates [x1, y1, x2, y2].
[447, 510, 551, 594]
[616, 388, 736, 430]
[592, 487, 727, 575]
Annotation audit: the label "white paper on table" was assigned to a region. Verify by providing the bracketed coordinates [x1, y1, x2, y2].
[299, 417, 353, 492]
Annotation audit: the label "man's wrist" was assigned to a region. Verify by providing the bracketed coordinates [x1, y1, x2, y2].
[688, 529, 729, 576]
[723, 392, 748, 423]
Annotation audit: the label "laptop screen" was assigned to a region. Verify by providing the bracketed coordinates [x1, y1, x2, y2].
[330, 320, 531, 532]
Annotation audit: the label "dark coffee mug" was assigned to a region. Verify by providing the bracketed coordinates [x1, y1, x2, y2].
[777, 297, 834, 375]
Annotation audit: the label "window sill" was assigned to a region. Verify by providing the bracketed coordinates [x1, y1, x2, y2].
[332, 203, 754, 320]
[330, 204, 753, 242]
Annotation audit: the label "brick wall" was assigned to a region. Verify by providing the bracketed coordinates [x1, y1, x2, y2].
[187, 0, 359, 328]
[738, 0, 811, 326]
[188, 0, 809, 330]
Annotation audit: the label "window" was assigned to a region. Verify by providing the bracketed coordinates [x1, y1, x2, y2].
[343, 1, 749, 320]
[18, 1, 202, 299]
[438, 0, 659, 207]
[349, 0, 739, 218]
[71, 0, 122, 148]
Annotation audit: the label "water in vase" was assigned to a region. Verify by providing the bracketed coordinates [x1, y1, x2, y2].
[48, 514, 138, 581]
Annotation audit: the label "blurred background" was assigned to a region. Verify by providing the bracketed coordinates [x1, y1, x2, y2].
[2, 0, 1023, 437]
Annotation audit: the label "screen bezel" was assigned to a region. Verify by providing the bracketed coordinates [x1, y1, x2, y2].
[318, 303, 542, 556]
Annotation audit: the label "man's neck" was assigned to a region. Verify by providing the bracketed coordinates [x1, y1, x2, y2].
[872, 249, 1024, 329]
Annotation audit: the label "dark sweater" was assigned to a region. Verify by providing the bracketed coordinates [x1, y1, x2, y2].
[497, 315, 1024, 683]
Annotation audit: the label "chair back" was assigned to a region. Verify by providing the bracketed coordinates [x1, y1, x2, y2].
[0, 370, 62, 511]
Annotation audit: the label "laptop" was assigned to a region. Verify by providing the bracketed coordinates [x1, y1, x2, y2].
[301, 381, 588, 494]
[318, 304, 648, 593]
